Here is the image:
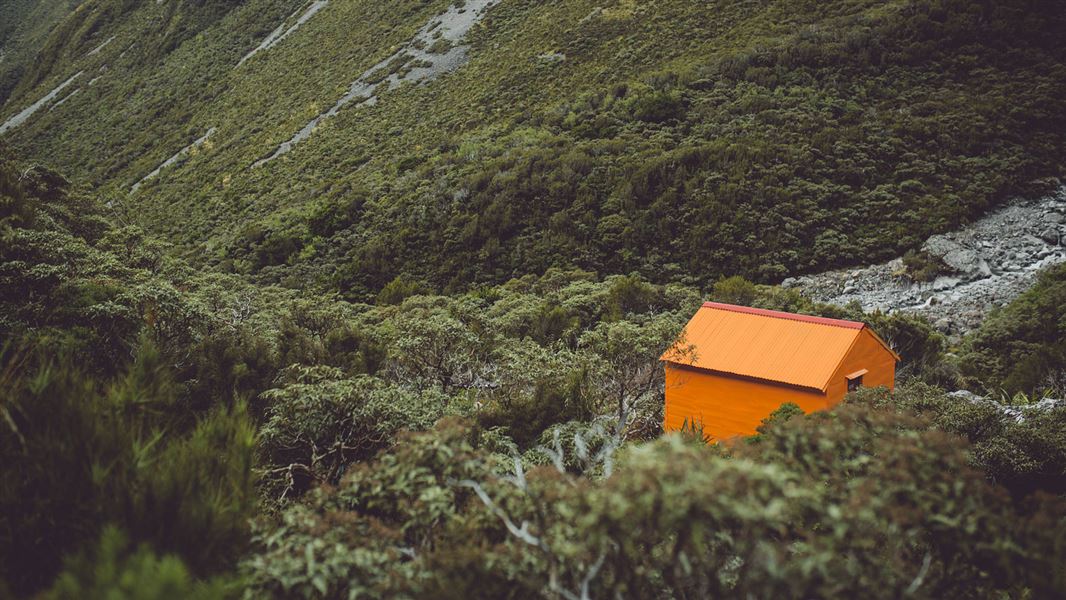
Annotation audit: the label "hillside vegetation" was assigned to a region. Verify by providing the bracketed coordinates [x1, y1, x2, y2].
[0, 0, 82, 105]
[0, 0, 1063, 300]
[3, 158, 1066, 597]
[2, 0, 1066, 597]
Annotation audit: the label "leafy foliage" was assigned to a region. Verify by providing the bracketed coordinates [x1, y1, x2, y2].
[44, 526, 232, 600]
[0, 343, 255, 596]
[853, 382, 1066, 496]
[258, 365, 447, 498]
[2, 0, 1066, 594]
[1, 0, 1063, 300]
[242, 407, 1066, 599]
[958, 263, 1066, 395]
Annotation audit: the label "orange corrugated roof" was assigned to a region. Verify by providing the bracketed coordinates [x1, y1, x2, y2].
[661, 302, 897, 392]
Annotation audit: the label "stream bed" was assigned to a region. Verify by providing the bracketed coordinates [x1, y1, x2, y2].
[789, 185, 1066, 337]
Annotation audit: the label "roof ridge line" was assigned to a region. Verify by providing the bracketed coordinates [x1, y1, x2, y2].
[701, 302, 865, 330]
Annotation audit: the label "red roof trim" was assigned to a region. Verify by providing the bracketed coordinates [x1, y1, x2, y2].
[701, 302, 865, 330]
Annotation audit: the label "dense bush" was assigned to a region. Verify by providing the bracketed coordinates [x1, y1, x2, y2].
[2, 152, 1066, 598]
[958, 263, 1066, 395]
[0, 344, 255, 596]
[243, 405, 1066, 599]
[853, 382, 1066, 496]
[3, 0, 1066, 583]
[286, 0, 1066, 299]
[242, 418, 496, 599]
[45, 527, 231, 600]
[258, 366, 447, 498]
[3, 0, 1063, 301]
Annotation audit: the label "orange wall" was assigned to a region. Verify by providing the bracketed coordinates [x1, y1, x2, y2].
[664, 329, 897, 442]
[664, 364, 828, 442]
[824, 329, 896, 405]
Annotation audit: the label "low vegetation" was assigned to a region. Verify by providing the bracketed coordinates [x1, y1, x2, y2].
[3, 0, 1065, 596]
[0, 0, 1062, 301]
[958, 263, 1066, 396]
[2, 157, 1065, 597]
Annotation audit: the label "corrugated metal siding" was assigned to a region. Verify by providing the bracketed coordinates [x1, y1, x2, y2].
[662, 303, 864, 390]
[824, 328, 897, 403]
[664, 364, 828, 441]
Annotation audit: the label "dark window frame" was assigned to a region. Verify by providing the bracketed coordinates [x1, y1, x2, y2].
[847, 374, 864, 392]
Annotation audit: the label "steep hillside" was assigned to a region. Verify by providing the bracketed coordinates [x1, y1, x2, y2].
[5, 1, 1066, 597]
[0, 0, 83, 105]
[1, 0, 1063, 301]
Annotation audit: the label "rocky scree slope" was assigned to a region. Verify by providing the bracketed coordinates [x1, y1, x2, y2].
[790, 184, 1066, 337]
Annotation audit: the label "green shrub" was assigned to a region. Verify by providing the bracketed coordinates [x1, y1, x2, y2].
[748, 401, 804, 442]
[959, 263, 1066, 395]
[180, 326, 278, 413]
[0, 343, 256, 596]
[242, 419, 495, 599]
[604, 274, 663, 320]
[901, 249, 946, 282]
[626, 87, 685, 123]
[45, 526, 231, 600]
[258, 366, 446, 498]
[710, 275, 758, 306]
[245, 406, 1061, 599]
[376, 275, 428, 305]
[851, 382, 1066, 496]
[478, 368, 593, 449]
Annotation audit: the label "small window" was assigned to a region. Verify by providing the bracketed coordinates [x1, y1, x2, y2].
[846, 369, 868, 393]
[847, 374, 864, 392]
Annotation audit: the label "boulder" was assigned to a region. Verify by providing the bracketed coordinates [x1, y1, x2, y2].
[930, 275, 961, 290]
[1038, 226, 1060, 245]
[1046, 212, 1065, 225]
[948, 389, 983, 403]
[933, 317, 952, 333]
[922, 234, 988, 277]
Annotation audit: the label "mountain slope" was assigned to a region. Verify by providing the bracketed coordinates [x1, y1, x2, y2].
[0, 0, 83, 105]
[1, 0, 1064, 302]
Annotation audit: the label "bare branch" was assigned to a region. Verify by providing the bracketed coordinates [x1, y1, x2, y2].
[905, 552, 932, 595]
[457, 479, 541, 547]
[18, 164, 38, 183]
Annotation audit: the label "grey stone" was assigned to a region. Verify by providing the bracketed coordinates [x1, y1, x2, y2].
[793, 187, 1066, 337]
[948, 389, 983, 402]
[977, 259, 992, 277]
[1047, 212, 1065, 224]
[931, 275, 961, 290]
[923, 235, 986, 275]
[1038, 226, 1060, 245]
[537, 52, 566, 64]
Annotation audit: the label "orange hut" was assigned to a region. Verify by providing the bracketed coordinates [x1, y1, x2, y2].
[661, 302, 899, 442]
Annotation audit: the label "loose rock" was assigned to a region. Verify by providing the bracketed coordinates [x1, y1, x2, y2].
[794, 186, 1066, 335]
